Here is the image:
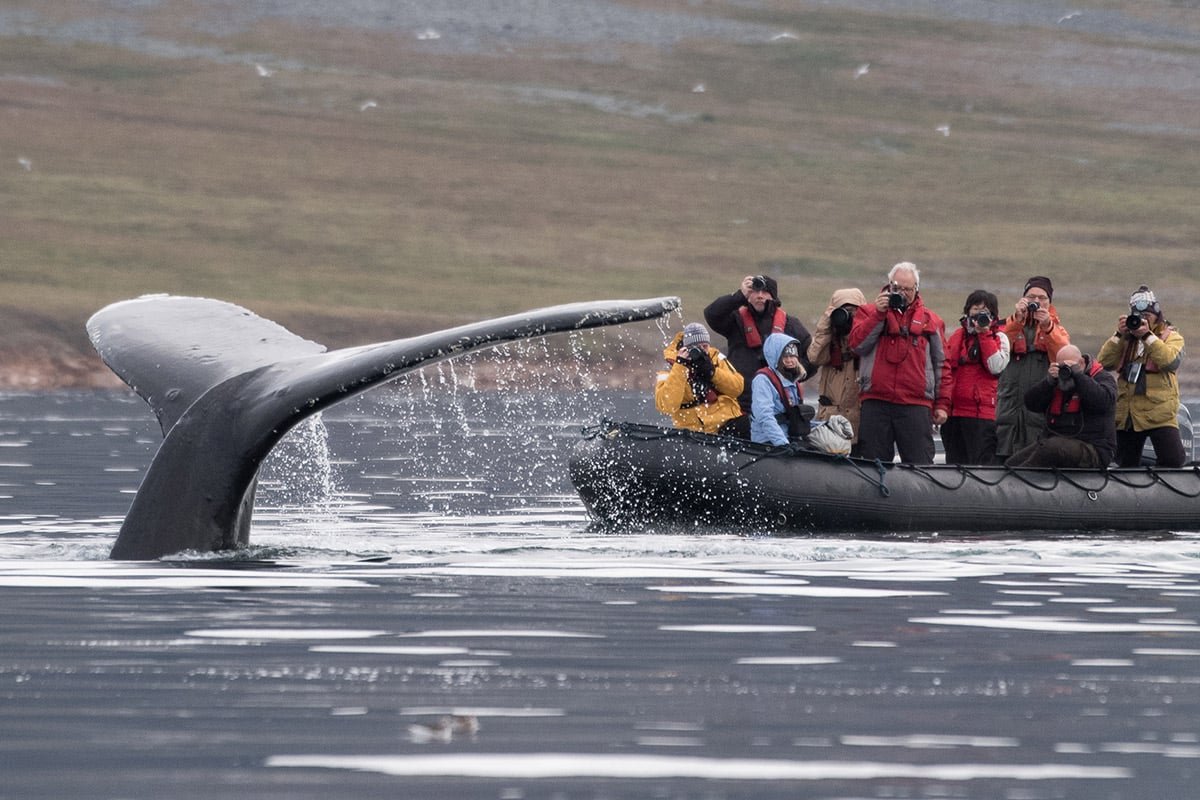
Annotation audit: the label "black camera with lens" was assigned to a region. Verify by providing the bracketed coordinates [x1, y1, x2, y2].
[749, 275, 768, 291]
[1126, 312, 1144, 331]
[887, 290, 907, 311]
[683, 346, 713, 379]
[830, 305, 855, 336]
[1058, 363, 1073, 380]
[970, 311, 992, 328]
[1026, 301, 1040, 314]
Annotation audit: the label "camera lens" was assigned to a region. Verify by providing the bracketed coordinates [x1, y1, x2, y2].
[750, 276, 767, 291]
[1126, 312, 1143, 330]
[972, 312, 991, 327]
[1026, 301, 1040, 314]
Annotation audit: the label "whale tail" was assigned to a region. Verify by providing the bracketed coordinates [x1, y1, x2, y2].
[87, 294, 679, 559]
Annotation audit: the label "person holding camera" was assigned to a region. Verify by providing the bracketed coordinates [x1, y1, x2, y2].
[1004, 344, 1116, 469]
[936, 290, 1012, 465]
[848, 261, 948, 464]
[995, 276, 1071, 462]
[1096, 286, 1186, 468]
[704, 274, 813, 413]
[806, 287, 867, 454]
[655, 323, 746, 436]
[750, 333, 813, 446]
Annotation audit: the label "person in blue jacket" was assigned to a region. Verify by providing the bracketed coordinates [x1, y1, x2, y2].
[750, 333, 812, 446]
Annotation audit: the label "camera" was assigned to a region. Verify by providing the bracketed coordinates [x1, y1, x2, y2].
[1058, 363, 1073, 380]
[830, 305, 855, 335]
[1126, 312, 1144, 331]
[970, 311, 992, 328]
[749, 275, 768, 291]
[683, 346, 713, 378]
[1026, 301, 1040, 314]
[887, 290, 907, 310]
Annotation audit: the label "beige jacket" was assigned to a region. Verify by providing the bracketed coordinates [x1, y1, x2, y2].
[806, 288, 867, 442]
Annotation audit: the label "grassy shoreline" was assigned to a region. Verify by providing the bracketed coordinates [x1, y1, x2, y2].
[3, 1, 1199, 391]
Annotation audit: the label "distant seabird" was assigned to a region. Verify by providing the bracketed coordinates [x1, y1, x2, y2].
[936, 124, 951, 137]
[1057, 11, 1081, 23]
[359, 100, 378, 111]
[254, 63, 274, 78]
[17, 156, 32, 171]
[770, 32, 798, 41]
[416, 28, 441, 40]
[692, 83, 706, 93]
[854, 63, 870, 79]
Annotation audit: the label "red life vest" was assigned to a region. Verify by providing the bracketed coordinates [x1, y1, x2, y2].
[755, 366, 803, 406]
[1047, 360, 1104, 420]
[739, 307, 787, 349]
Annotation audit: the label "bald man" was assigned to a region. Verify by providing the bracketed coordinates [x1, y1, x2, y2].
[1004, 344, 1117, 468]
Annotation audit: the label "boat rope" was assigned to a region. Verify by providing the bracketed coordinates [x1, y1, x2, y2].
[580, 419, 1200, 499]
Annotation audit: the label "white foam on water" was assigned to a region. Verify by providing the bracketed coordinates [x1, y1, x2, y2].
[736, 656, 841, 665]
[647, 584, 945, 598]
[841, 735, 1019, 749]
[398, 629, 603, 639]
[264, 752, 1131, 780]
[910, 615, 1200, 633]
[659, 624, 816, 633]
[310, 645, 470, 655]
[185, 629, 389, 640]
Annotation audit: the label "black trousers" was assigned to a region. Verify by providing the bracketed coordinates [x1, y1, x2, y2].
[941, 417, 998, 466]
[858, 400, 934, 464]
[1115, 426, 1187, 468]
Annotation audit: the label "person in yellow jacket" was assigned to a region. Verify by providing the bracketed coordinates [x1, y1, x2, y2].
[1097, 285, 1186, 467]
[655, 323, 745, 436]
[806, 287, 867, 452]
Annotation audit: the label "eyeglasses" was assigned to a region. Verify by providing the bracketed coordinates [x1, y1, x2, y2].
[891, 284, 918, 295]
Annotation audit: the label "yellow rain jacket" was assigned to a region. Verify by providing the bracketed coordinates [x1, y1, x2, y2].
[655, 333, 744, 434]
[1097, 323, 1184, 431]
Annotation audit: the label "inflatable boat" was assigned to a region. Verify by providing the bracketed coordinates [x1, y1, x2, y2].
[568, 420, 1200, 534]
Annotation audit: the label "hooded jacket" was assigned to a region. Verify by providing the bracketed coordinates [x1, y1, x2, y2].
[849, 291, 948, 408]
[937, 319, 1011, 421]
[750, 333, 805, 446]
[1097, 321, 1184, 432]
[654, 332, 744, 434]
[704, 285, 812, 411]
[996, 304, 1071, 456]
[807, 288, 866, 441]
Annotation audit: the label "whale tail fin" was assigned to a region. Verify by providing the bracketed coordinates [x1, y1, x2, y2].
[87, 294, 680, 559]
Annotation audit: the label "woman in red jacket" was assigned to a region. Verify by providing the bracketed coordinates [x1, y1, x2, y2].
[936, 290, 1011, 465]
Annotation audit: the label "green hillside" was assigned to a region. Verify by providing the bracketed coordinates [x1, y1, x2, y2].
[2, 1, 1198, 390]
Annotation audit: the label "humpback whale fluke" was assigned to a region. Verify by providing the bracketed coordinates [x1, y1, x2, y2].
[88, 294, 680, 560]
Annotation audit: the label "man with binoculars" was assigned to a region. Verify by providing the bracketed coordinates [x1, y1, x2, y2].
[1097, 285, 1186, 467]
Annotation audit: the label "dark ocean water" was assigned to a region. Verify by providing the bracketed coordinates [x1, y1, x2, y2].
[2, 388, 1199, 800]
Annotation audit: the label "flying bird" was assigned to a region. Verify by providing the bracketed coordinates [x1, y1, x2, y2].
[254, 63, 274, 78]
[854, 63, 870, 79]
[770, 32, 798, 41]
[416, 28, 441, 40]
[17, 157, 32, 171]
[936, 124, 951, 137]
[1057, 11, 1081, 23]
[359, 100, 378, 111]
[691, 83, 706, 93]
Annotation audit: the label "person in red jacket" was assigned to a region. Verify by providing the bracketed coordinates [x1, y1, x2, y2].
[936, 290, 1011, 465]
[849, 261, 949, 464]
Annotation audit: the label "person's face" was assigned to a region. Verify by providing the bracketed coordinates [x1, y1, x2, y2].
[748, 288, 772, 311]
[967, 303, 990, 318]
[779, 348, 800, 368]
[890, 274, 918, 299]
[1058, 351, 1082, 368]
[1024, 288, 1050, 305]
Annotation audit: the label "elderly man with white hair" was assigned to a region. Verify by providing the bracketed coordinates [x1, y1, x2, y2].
[848, 261, 949, 464]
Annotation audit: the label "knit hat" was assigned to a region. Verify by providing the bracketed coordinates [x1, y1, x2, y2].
[1023, 276, 1054, 301]
[681, 323, 710, 348]
[1129, 285, 1161, 317]
[781, 342, 799, 360]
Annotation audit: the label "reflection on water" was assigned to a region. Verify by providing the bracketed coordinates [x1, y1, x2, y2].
[2, 383, 1200, 799]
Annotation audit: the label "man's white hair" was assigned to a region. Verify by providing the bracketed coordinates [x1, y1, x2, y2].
[888, 261, 920, 288]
